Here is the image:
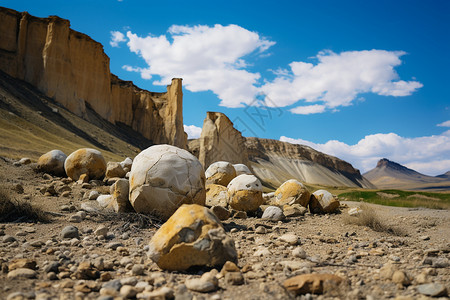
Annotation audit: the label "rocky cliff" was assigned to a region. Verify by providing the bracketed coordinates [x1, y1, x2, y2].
[195, 112, 249, 168]
[0, 7, 186, 148]
[245, 137, 375, 189]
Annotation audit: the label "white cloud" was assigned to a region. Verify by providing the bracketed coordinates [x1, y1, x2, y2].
[124, 24, 275, 108]
[280, 129, 450, 176]
[437, 120, 450, 127]
[184, 124, 202, 139]
[262, 50, 423, 112]
[110, 31, 126, 47]
[290, 104, 326, 115]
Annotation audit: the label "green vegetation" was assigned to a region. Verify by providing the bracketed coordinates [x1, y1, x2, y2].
[338, 189, 450, 210]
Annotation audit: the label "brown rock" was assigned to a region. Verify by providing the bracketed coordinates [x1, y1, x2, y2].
[274, 179, 311, 207]
[210, 206, 231, 221]
[64, 148, 106, 181]
[109, 179, 133, 212]
[74, 261, 99, 280]
[105, 162, 126, 179]
[283, 273, 345, 295]
[8, 259, 37, 271]
[205, 184, 228, 207]
[205, 161, 237, 186]
[148, 204, 237, 271]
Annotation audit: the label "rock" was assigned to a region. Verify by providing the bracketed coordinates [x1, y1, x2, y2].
[232, 210, 248, 219]
[95, 225, 108, 238]
[292, 247, 307, 259]
[261, 206, 284, 221]
[283, 273, 345, 295]
[18, 158, 31, 165]
[220, 261, 240, 275]
[61, 225, 79, 239]
[64, 148, 107, 181]
[205, 161, 237, 186]
[185, 278, 217, 293]
[225, 272, 245, 285]
[417, 283, 447, 297]
[143, 287, 174, 299]
[75, 261, 100, 279]
[36, 150, 67, 176]
[129, 145, 206, 220]
[254, 247, 271, 257]
[148, 204, 237, 271]
[283, 204, 307, 217]
[263, 192, 275, 204]
[110, 179, 133, 212]
[120, 157, 133, 171]
[309, 190, 340, 214]
[227, 174, 263, 212]
[7, 268, 37, 279]
[105, 162, 127, 179]
[274, 179, 311, 207]
[255, 226, 267, 234]
[205, 184, 228, 207]
[120, 285, 138, 299]
[88, 190, 100, 200]
[279, 233, 300, 245]
[198, 112, 249, 169]
[97, 195, 114, 208]
[131, 264, 145, 276]
[210, 206, 231, 221]
[233, 163, 252, 176]
[348, 207, 362, 216]
[8, 259, 37, 271]
[392, 270, 410, 286]
[3, 235, 17, 243]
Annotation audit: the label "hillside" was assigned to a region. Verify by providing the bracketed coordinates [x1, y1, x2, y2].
[363, 158, 450, 190]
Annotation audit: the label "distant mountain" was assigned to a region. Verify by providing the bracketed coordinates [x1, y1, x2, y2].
[363, 158, 450, 190]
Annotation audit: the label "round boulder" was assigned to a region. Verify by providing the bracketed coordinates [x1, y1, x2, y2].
[309, 189, 340, 214]
[129, 145, 206, 220]
[232, 164, 252, 176]
[205, 184, 228, 207]
[64, 148, 106, 181]
[274, 179, 311, 207]
[227, 174, 263, 212]
[148, 204, 237, 271]
[37, 150, 67, 176]
[205, 161, 236, 186]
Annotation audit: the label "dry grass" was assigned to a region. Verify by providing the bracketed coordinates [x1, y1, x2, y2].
[0, 184, 51, 223]
[344, 203, 405, 236]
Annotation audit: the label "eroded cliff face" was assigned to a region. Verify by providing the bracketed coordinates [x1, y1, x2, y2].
[0, 7, 186, 148]
[197, 112, 249, 168]
[245, 137, 375, 189]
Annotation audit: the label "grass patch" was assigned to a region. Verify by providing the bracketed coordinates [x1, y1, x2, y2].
[339, 189, 450, 209]
[0, 184, 51, 223]
[344, 203, 405, 235]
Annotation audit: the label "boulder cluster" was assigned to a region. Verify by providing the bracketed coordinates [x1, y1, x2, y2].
[33, 145, 340, 274]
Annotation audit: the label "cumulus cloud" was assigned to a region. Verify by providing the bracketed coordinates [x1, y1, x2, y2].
[110, 31, 126, 47]
[122, 24, 275, 107]
[437, 120, 450, 127]
[280, 130, 450, 176]
[184, 124, 202, 139]
[290, 104, 326, 115]
[262, 50, 423, 112]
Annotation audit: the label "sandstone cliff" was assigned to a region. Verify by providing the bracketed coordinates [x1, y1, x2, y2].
[0, 7, 186, 148]
[196, 112, 249, 168]
[245, 137, 375, 189]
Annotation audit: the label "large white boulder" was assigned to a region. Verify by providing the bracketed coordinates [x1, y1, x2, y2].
[64, 148, 106, 181]
[227, 174, 263, 212]
[129, 145, 206, 220]
[37, 150, 67, 176]
[205, 161, 236, 186]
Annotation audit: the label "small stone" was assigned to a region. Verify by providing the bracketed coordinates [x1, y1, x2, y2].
[292, 247, 307, 259]
[279, 233, 300, 245]
[61, 226, 79, 239]
[105, 242, 123, 250]
[392, 270, 410, 286]
[261, 206, 284, 221]
[7, 268, 37, 279]
[255, 226, 267, 234]
[220, 261, 240, 275]
[131, 264, 145, 276]
[185, 278, 217, 293]
[102, 279, 122, 291]
[88, 190, 100, 200]
[210, 205, 231, 220]
[420, 235, 430, 241]
[19, 158, 31, 165]
[69, 214, 82, 223]
[233, 210, 247, 219]
[95, 225, 108, 237]
[225, 272, 245, 285]
[8, 259, 37, 271]
[254, 247, 271, 257]
[417, 283, 447, 297]
[3, 235, 17, 243]
[120, 285, 138, 299]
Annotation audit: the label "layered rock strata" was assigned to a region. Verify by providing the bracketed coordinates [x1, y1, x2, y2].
[0, 7, 186, 148]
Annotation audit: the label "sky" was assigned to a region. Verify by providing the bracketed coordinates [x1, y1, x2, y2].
[4, 0, 450, 175]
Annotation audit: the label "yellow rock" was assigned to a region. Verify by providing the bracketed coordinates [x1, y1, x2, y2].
[227, 175, 263, 212]
[64, 148, 106, 181]
[274, 179, 310, 207]
[205, 184, 228, 207]
[148, 204, 237, 271]
[205, 161, 237, 186]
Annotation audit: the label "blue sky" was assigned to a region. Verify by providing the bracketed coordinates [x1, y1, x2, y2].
[4, 0, 450, 175]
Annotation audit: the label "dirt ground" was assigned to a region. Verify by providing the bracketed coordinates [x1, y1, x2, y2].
[0, 157, 449, 300]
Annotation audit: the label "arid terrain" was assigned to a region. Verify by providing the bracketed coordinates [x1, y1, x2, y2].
[1, 158, 449, 300]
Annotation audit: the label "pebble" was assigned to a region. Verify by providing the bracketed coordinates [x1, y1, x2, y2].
[417, 283, 447, 297]
[3, 235, 17, 243]
[94, 225, 108, 237]
[120, 285, 138, 298]
[88, 190, 100, 200]
[255, 226, 267, 234]
[261, 206, 284, 221]
[68, 214, 82, 223]
[254, 247, 271, 256]
[185, 278, 217, 293]
[279, 233, 300, 245]
[60, 226, 79, 239]
[392, 270, 410, 286]
[131, 264, 145, 276]
[7, 268, 37, 279]
[292, 247, 307, 259]
[105, 242, 123, 250]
